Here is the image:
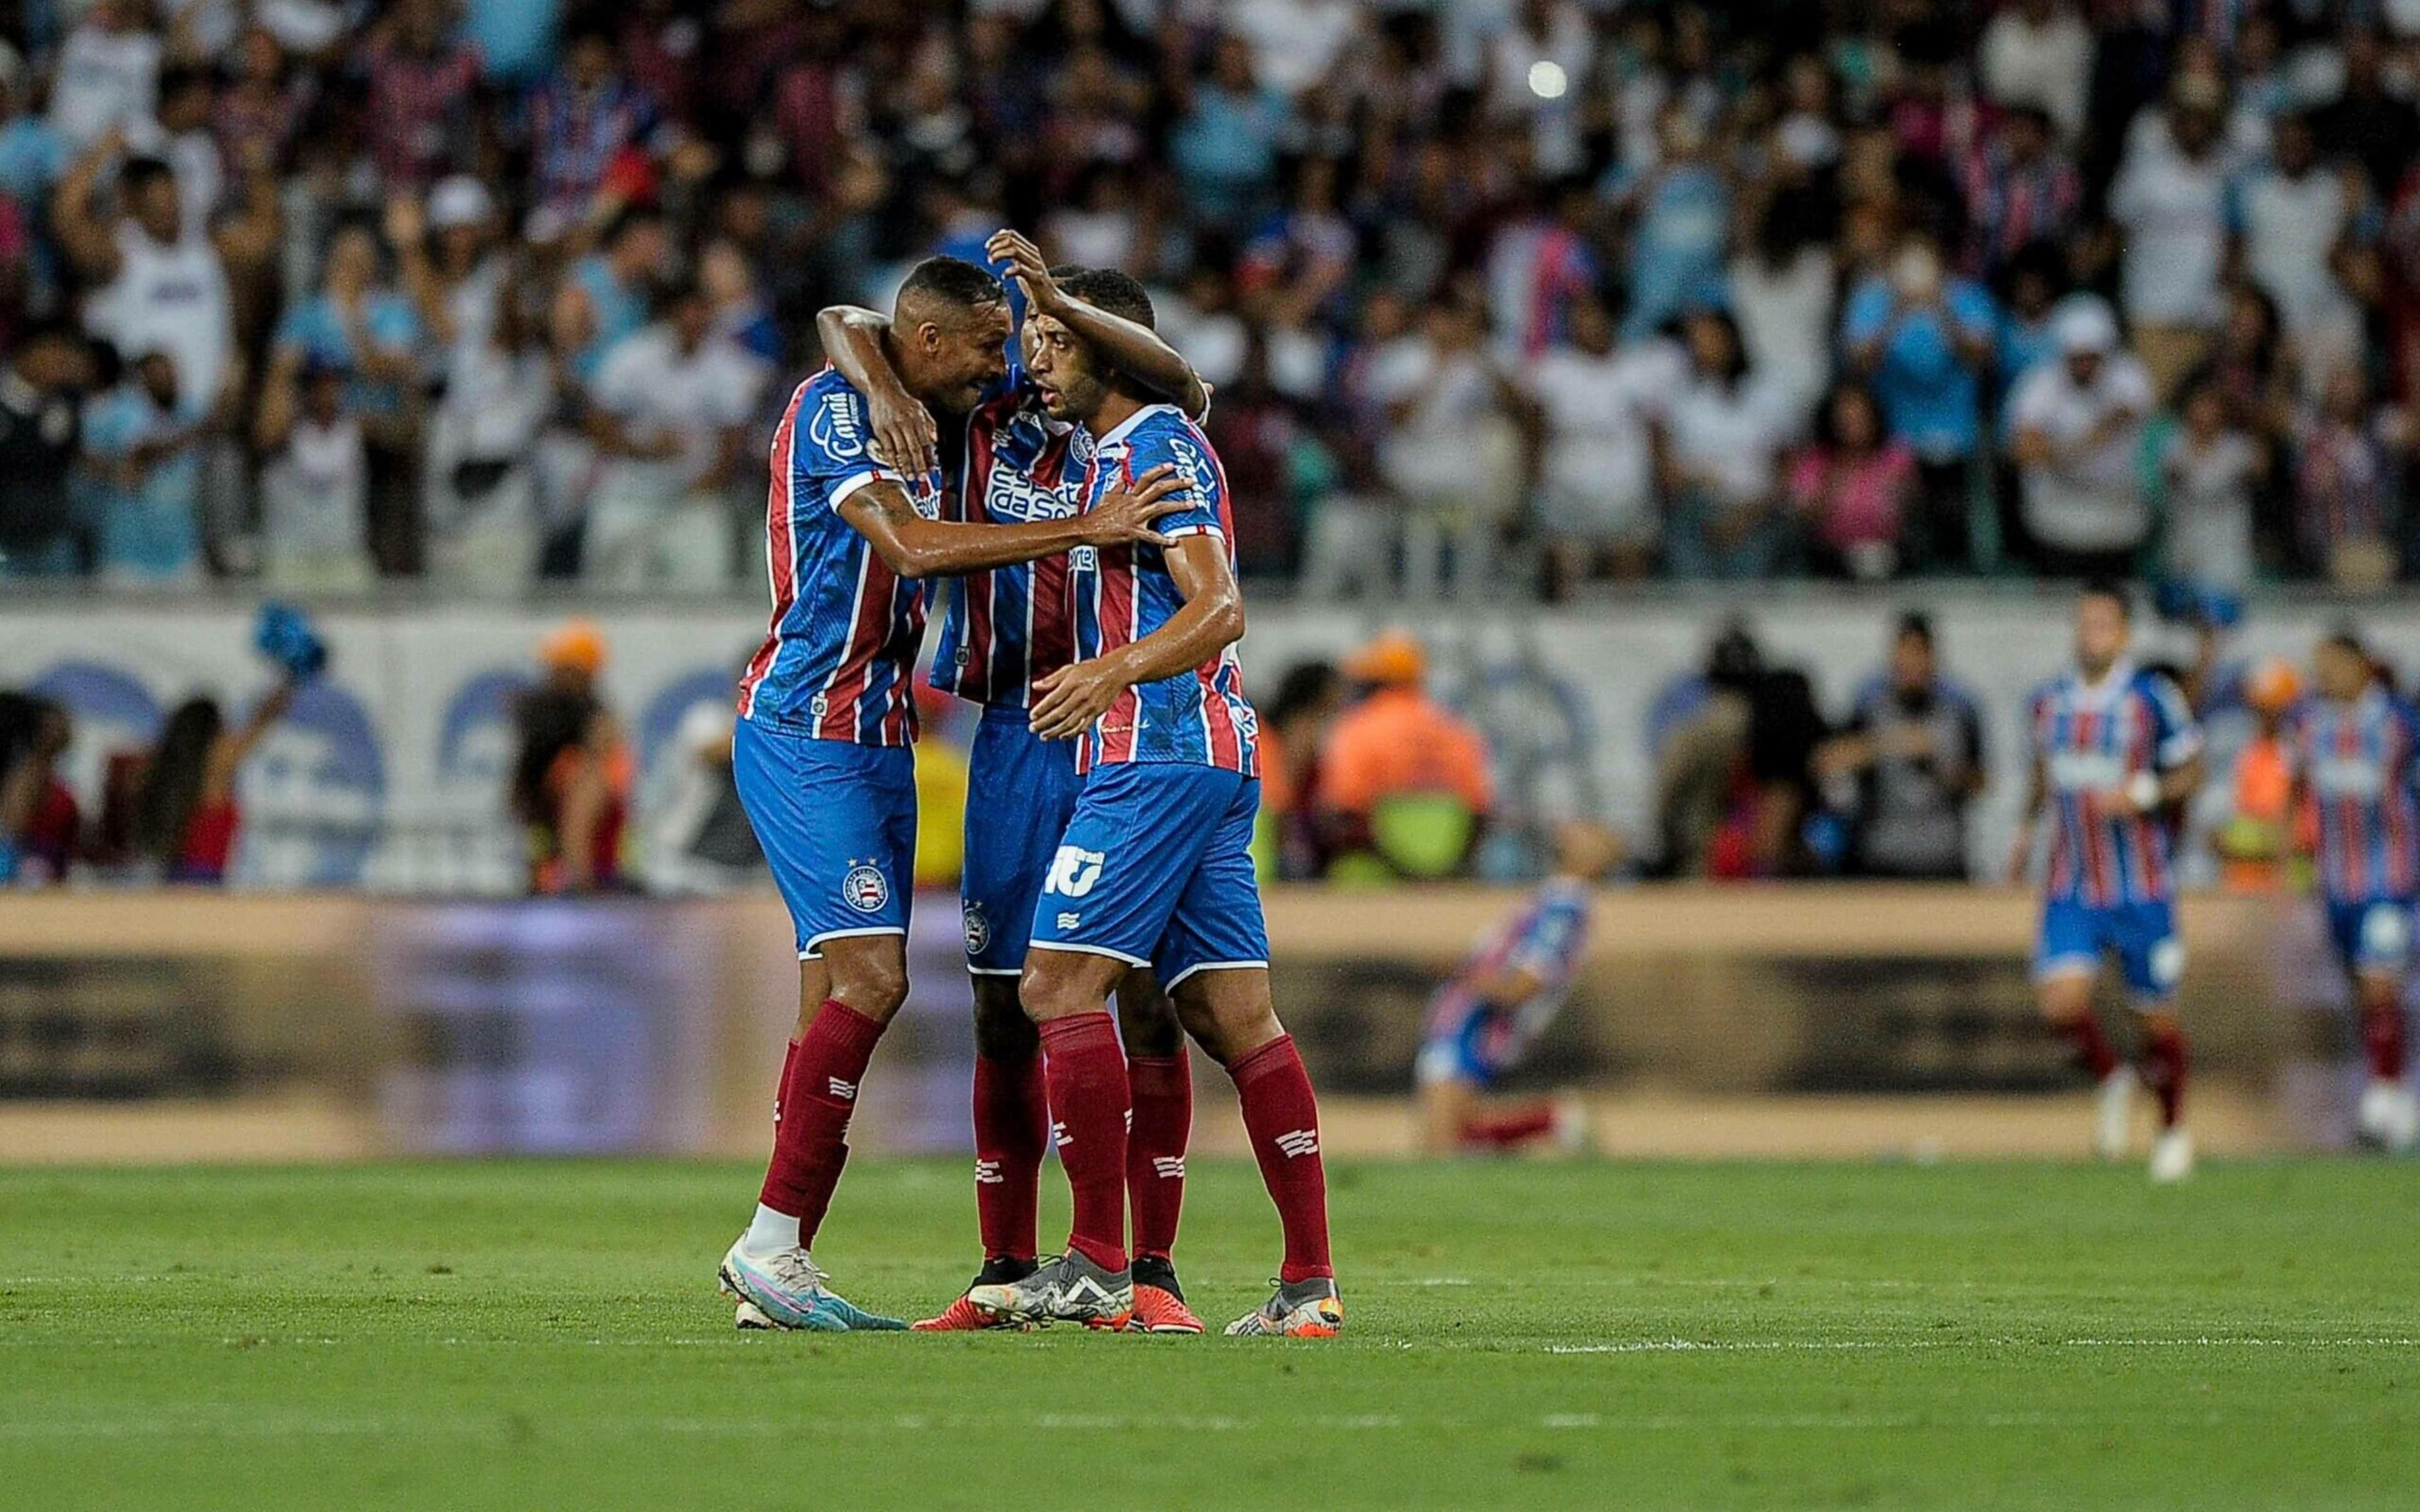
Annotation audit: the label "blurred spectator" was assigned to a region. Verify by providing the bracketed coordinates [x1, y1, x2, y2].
[364, 0, 484, 192]
[2110, 77, 2235, 399]
[1653, 621, 1760, 878]
[1608, 102, 1728, 341]
[512, 620, 629, 894]
[581, 280, 764, 591]
[1841, 233, 1995, 570]
[1661, 307, 1793, 580]
[1519, 290, 1680, 592]
[1369, 290, 1520, 602]
[2311, 28, 2419, 202]
[1231, 0, 1361, 100]
[0, 323, 96, 575]
[255, 356, 372, 593]
[1728, 188, 1835, 430]
[1959, 106, 2079, 278]
[55, 145, 234, 430]
[643, 663, 761, 897]
[523, 22, 665, 242]
[1976, 0, 2091, 143]
[2160, 379, 2264, 594]
[1817, 611, 1985, 880]
[2232, 113, 2360, 348]
[555, 205, 667, 381]
[2007, 301, 2153, 578]
[48, 0, 161, 152]
[1168, 33, 1288, 227]
[1320, 631, 1495, 876]
[425, 268, 551, 597]
[1789, 384, 1916, 582]
[1259, 659, 1345, 881]
[80, 345, 205, 586]
[2292, 367, 2403, 592]
[134, 676, 300, 885]
[0, 693, 77, 886]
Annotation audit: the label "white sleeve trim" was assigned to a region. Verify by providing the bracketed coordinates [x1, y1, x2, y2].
[1160, 522, 1226, 541]
[828, 467, 903, 512]
[2157, 728, 2204, 769]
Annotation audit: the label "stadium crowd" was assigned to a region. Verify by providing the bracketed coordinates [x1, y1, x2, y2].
[2, 0, 2420, 594]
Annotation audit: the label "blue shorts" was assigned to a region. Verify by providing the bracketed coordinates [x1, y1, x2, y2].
[2034, 898, 2184, 1004]
[2327, 898, 2414, 978]
[961, 706, 1084, 975]
[734, 717, 916, 958]
[1028, 762, 1269, 989]
[1415, 1007, 1506, 1089]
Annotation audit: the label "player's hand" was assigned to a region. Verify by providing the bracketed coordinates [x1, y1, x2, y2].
[1030, 656, 1136, 742]
[1077, 464, 1183, 548]
[867, 386, 937, 476]
[986, 229, 1060, 312]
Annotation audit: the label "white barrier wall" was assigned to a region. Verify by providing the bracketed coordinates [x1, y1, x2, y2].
[0, 591, 2406, 890]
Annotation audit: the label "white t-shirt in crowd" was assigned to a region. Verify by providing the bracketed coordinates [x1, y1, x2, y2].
[1976, 9, 2093, 140]
[1664, 371, 1794, 506]
[262, 413, 369, 558]
[2110, 133, 2232, 329]
[2233, 165, 2351, 338]
[1728, 244, 1836, 430]
[2161, 428, 2259, 590]
[1524, 338, 1683, 519]
[591, 327, 768, 501]
[1369, 335, 1509, 500]
[48, 23, 162, 149]
[1156, 294, 1248, 390]
[2007, 353, 2155, 551]
[1229, 0, 1358, 96]
[83, 222, 233, 408]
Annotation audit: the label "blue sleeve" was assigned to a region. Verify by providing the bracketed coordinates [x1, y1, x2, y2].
[2144, 674, 2203, 769]
[1949, 281, 1997, 337]
[795, 378, 902, 508]
[81, 393, 134, 456]
[367, 295, 423, 353]
[1124, 421, 1223, 537]
[270, 301, 318, 358]
[1509, 899, 1586, 977]
[1841, 280, 1892, 346]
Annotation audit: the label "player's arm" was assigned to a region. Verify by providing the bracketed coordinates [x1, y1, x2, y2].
[1029, 534, 1244, 742]
[2007, 752, 2048, 884]
[838, 469, 1185, 580]
[815, 305, 938, 474]
[51, 128, 128, 280]
[988, 231, 1210, 421]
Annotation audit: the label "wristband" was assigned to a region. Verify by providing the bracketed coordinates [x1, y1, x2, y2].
[2128, 772, 2159, 812]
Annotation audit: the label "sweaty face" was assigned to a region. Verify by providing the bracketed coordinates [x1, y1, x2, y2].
[2075, 597, 2129, 675]
[1023, 312, 1109, 423]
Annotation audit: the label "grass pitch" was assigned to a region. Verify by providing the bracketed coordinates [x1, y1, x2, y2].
[3, 1156, 2416, 1509]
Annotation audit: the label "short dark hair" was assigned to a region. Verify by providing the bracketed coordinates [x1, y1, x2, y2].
[2079, 578, 2132, 619]
[120, 157, 175, 195]
[1895, 610, 1935, 649]
[1059, 268, 1156, 329]
[896, 255, 1006, 321]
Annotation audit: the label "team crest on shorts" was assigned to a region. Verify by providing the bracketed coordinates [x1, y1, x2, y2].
[841, 864, 889, 914]
[963, 902, 991, 956]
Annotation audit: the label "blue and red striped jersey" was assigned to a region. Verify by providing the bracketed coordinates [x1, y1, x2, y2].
[2028, 660, 2201, 907]
[928, 377, 1093, 709]
[2287, 686, 2420, 904]
[1423, 877, 1593, 1060]
[1068, 404, 1258, 776]
[736, 368, 943, 745]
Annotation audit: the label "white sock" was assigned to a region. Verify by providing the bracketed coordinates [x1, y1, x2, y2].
[743, 1203, 800, 1257]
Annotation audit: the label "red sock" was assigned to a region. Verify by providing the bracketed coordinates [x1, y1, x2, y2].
[971, 1048, 1048, 1263]
[758, 1000, 885, 1247]
[1460, 1104, 1557, 1149]
[1126, 1051, 1192, 1263]
[1040, 1012, 1129, 1272]
[2140, 1021, 2189, 1129]
[770, 1038, 800, 1128]
[1230, 1034, 1333, 1283]
[2057, 1013, 2121, 1082]
[2363, 996, 2408, 1083]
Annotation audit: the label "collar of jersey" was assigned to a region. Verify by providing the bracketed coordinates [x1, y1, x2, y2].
[1094, 402, 1184, 452]
[2066, 656, 2137, 711]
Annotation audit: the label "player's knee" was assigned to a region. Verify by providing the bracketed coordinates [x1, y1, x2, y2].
[1116, 980, 1183, 1058]
[972, 982, 1039, 1060]
[826, 954, 909, 1021]
[1018, 956, 1104, 1024]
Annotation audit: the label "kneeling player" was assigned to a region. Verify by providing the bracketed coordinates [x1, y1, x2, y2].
[2287, 631, 2420, 1150]
[1415, 822, 1618, 1154]
[967, 269, 1341, 1336]
[2012, 583, 2204, 1183]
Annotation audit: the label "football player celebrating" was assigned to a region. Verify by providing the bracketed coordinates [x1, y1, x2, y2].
[717, 256, 1185, 1332]
[2286, 630, 2420, 1150]
[965, 268, 1342, 1337]
[2010, 583, 2205, 1183]
[815, 232, 1213, 1333]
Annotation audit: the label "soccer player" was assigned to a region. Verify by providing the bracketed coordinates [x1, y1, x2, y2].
[963, 268, 1342, 1338]
[2010, 583, 2206, 1183]
[717, 256, 1188, 1332]
[1415, 821, 1620, 1154]
[814, 232, 1214, 1334]
[2285, 630, 2420, 1150]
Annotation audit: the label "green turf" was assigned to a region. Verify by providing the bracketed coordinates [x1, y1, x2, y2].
[3, 1157, 2417, 1509]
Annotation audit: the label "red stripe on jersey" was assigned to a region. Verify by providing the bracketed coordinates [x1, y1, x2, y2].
[738, 389, 802, 718]
[815, 549, 894, 741]
[2076, 710, 2114, 903]
[2127, 700, 2161, 899]
[1032, 551, 1069, 684]
[1098, 539, 1139, 763]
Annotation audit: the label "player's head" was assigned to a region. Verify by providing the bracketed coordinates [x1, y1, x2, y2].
[890, 255, 1011, 415]
[2316, 627, 2373, 701]
[2074, 580, 2131, 676]
[1027, 268, 1156, 425]
[1551, 820, 1623, 883]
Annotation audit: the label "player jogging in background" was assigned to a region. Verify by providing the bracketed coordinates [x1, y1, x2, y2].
[815, 231, 1214, 1334]
[963, 267, 1342, 1338]
[2285, 629, 2420, 1150]
[1415, 822, 1620, 1154]
[717, 256, 1187, 1333]
[2011, 582, 2206, 1184]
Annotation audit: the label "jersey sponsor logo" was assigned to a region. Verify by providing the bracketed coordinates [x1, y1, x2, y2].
[807, 387, 867, 460]
[1044, 844, 1107, 898]
[841, 863, 890, 914]
[1069, 546, 1098, 571]
[2313, 756, 2387, 799]
[1272, 1128, 1320, 1158]
[984, 467, 1077, 524]
[1164, 435, 1211, 493]
[2048, 750, 2128, 791]
[962, 902, 991, 956]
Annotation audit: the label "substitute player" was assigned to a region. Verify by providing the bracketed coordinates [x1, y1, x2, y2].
[2010, 583, 2205, 1183]
[964, 268, 1341, 1337]
[717, 256, 1188, 1332]
[2285, 630, 2420, 1150]
[1415, 821, 1619, 1154]
[814, 232, 1212, 1334]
